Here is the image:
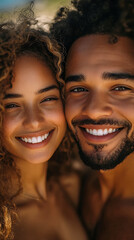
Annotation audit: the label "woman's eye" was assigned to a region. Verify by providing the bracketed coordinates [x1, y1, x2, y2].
[5, 103, 20, 109]
[70, 87, 88, 92]
[113, 86, 131, 91]
[40, 97, 58, 103]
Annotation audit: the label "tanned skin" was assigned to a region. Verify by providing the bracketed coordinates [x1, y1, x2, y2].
[3, 55, 88, 240]
[65, 34, 134, 239]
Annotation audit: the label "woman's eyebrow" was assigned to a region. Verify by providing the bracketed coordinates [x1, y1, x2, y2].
[3, 85, 59, 99]
[37, 84, 59, 94]
[4, 93, 22, 99]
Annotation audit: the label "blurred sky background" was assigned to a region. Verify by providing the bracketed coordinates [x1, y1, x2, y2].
[0, 0, 70, 21]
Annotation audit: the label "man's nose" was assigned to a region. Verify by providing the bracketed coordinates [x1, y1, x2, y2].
[22, 107, 44, 130]
[82, 91, 113, 120]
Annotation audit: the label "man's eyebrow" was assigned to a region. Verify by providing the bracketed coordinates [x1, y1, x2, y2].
[102, 72, 134, 81]
[65, 75, 85, 84]
[37, 85, 59, 94]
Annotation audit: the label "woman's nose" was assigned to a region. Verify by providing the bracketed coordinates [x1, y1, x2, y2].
[22, 107, 44, 130]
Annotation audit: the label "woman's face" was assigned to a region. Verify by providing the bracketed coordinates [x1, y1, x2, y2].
[2, 55, 66, 164]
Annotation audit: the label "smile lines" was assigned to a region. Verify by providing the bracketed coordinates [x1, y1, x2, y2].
[85, 128, 120, 136]
[20, 133, 49, 144]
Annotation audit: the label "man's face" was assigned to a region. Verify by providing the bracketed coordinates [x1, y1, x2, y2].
[65, 35, 134, 170]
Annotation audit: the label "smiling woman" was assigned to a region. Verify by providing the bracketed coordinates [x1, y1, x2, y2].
[0, 16, 65, 239]
[0, 7, 88, 240]
[3, 55, 66, 164]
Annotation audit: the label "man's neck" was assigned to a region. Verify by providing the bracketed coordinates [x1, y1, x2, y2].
[98, 153, 134, 198]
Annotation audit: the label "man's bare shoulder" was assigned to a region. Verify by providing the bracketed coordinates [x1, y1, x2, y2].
[95, 198, 134, 240]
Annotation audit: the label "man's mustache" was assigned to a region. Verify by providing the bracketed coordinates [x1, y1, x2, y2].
[72, 118, 131, 129]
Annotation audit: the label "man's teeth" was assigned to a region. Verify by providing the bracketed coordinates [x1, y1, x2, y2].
[21, 133, 49, 143]
[85, 128, 117, 136]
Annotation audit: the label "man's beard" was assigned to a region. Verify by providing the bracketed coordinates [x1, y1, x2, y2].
[75, 135, 134, 170]
[71, 118, 134, 170]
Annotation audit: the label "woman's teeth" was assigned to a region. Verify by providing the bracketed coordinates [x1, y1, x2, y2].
[85, 128, 118, 136]
[21, 133, 49, 143]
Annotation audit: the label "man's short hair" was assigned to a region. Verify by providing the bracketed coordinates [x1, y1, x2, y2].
[50, 0, 134, 76]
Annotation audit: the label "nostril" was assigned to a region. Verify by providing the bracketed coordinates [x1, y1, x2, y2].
[82, 91, 113, 116]
[23, 111, 44, 129]
[82, 98, 113, 118]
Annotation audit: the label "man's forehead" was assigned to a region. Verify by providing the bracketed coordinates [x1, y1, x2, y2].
[67, 34, 134, 57]
[66, 34, 134, 76]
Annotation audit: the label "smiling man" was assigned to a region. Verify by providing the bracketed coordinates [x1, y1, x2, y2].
[65, 35, 134, 171]
[50, 0, 134, 239]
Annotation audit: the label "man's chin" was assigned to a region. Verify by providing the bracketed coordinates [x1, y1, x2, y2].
[76, 137, 134, 170]
[78, 149, 121, 170]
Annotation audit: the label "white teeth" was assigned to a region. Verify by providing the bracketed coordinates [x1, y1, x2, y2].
[86, 129, 90, 133]
[103, 129, 108, 135]
[44, 133, 49, 139]
[21, 133, 50, 144]
[89, 129, 93, 134]
[42, 135, 45, 141]
[85, 128, 117, 136]
[28, 138, 32, 143]
[108, 128, 113, 133]
[37, 136, 42, 142]
[32, 137, 37, 143]
[92, 129, 98, 135]
[98, 129, 103, 136]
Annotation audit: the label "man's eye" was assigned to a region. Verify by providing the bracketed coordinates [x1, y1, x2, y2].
[113, 86, 131, 91]
[40, 97, 58, 103]
[5, 103, 19, 109]
[70, 87, 88, 92]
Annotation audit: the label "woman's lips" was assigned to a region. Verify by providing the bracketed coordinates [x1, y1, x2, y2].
[16, 130, 54, 149]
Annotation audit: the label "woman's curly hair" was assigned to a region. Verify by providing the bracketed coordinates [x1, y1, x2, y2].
[0, 6, 71, 240]
[50, 0, 134, 77]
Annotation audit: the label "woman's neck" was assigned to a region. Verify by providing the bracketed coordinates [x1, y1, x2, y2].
[14, 158, 48, 202]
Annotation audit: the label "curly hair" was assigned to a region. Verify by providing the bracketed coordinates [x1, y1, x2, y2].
[0, 6, 71, 240]
[50, 0, 134, 77]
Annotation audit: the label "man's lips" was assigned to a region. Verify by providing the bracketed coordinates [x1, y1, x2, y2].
[78, 125, 124, 143]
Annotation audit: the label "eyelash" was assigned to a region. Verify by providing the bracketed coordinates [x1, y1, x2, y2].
[4, 96, 59, 109]
[40, 97, 59, 103]
[69, 85, 132, 93]
[112, 85, 132, 91]
[70, 87, 88, 93]
[5, 103, 20, 109]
